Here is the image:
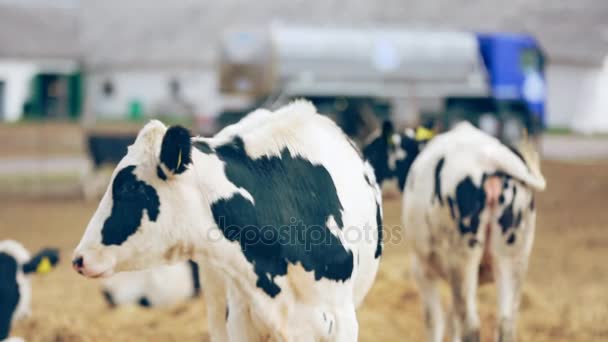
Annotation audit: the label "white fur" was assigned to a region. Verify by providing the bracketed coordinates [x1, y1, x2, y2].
[101, 262, 197, 307]
[403, 123, 544, 342]
[74, 101, 381, 341]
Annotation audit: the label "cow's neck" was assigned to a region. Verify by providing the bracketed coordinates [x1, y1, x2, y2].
[187, 149, 260, 289]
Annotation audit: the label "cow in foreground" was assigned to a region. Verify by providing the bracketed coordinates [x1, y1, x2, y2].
[366, 122, 545, 342]
[0, 240, 60, 342]
[72, 101, 382, 341]
[101, 260, 200, 308]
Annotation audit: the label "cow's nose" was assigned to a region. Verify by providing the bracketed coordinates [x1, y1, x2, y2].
[72, 255, 84, 273]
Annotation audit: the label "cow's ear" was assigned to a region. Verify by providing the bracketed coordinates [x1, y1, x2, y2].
[381, 121, 395, 145]
[22, 248, 60, 275]
[159, 126, 192, 177]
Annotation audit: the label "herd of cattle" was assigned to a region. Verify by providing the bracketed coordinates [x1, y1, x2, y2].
[1, 100, 545, 342]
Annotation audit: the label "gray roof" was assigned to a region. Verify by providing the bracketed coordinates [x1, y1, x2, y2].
[79, 0, 608, 68]
[2, 0, 607, 66]
[0, 3, 79, 59]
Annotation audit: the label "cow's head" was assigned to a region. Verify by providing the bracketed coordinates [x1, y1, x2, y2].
[363, 121, 433, 191]
[73, 121, 203, 278]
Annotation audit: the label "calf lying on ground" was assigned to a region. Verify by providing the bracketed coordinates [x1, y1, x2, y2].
[101, 260, 200, 308]
[0, 240, 59, 342]
[72, 101, 383, 341]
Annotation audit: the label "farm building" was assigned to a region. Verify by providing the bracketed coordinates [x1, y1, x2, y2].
[0, 3, 81, 122]
[0, 0, 607, 133]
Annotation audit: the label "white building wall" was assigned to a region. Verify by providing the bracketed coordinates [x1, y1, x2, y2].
[0, 60, 38, 122]
[87, 69, 220, 120]
[570, 56, 608, 134]
[546, 63, 601, 129]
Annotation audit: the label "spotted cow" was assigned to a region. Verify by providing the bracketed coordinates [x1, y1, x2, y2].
[100, 260, 200, 308]
[362, 121, 428, 192]
[0, 240, 59, 342]
[72, 101, 382, 341]
[380, 122, 545, 342]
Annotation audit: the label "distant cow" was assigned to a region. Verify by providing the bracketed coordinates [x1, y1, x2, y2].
[0, 241, 59, 342]
[101, 260, 200, 308]
[367, 122, 546, 342]
[72, 101, 382, 341]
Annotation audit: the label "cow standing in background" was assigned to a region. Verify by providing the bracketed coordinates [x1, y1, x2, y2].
[365, 122, 545, 342]
[0, 241, 59, 342]
[72, 101, 383, 341]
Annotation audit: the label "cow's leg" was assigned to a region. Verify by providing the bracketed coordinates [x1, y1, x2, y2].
[493, 243, 529, 342]
[447, 257, 481, 342]
[492, 202, 535, 342]
[199, 261, 229, 342]
[493, 257, 527, 342]
[332, 303, 358, 342]
[227, 296, 263, 342]
[411, 254, 444, 342]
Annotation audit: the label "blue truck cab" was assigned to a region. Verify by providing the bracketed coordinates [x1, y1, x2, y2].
[478, 33, 546, 126]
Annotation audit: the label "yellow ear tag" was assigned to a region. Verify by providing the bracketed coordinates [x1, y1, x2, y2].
[176, 148, 182, 170]
[36, 257, 53, 274]
[415, 127, 435, 141]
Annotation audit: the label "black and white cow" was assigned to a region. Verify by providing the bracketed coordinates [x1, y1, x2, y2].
[101, 260, 200, 308]
[72, 101, 382, 341]
[362, 121, 429, 191]
[0, 240, 60, 342]
[367, 122, 545, 342]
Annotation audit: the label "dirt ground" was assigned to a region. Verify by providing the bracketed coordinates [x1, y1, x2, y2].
[1, 160, 607, 341]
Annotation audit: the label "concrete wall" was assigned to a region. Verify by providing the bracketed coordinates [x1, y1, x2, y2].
[87, 69, 220, 120]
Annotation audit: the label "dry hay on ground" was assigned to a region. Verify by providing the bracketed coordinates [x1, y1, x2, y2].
[1, 161, 607, 341]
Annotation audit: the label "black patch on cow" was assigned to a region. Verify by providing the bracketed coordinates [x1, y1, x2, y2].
[0, 252, 20, 340]
[499, 204, 522, 235]
[138, 296, 152, 308]
[364, 173, 372, 187]
[188, 260, 201, 297]
[530, 197, 535, 211]
[395, 137, 421, 191]
[102, 290, 116, 308]
[453, 176, 486, 235]
[447, 196, 456, 220]
[374, 202, 383, 258]
[193, 140, 213, 154]
[468, 238, 479, 248]
[101, 166, 160, 246]
[22, 248, 60, 274]
[433, 157, 445, 205]
[156, 165, 167, 181]
[507, 233, 516, 245]
[363, 136, 391, 184]
[160, 126, 192, 174]
[210, 137, 353, 298]
[499, 204, 514, 235]
[498, 194, 505, 204]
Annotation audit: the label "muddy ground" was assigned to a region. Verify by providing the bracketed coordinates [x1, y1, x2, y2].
[2, 160, 607, 341]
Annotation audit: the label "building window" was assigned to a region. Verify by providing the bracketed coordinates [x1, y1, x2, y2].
[102, 80, 114, 98]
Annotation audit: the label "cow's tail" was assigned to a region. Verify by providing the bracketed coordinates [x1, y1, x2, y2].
[485, 137, 546, 192]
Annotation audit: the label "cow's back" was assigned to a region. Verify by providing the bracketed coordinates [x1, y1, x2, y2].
[203, 100, 381, 304]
